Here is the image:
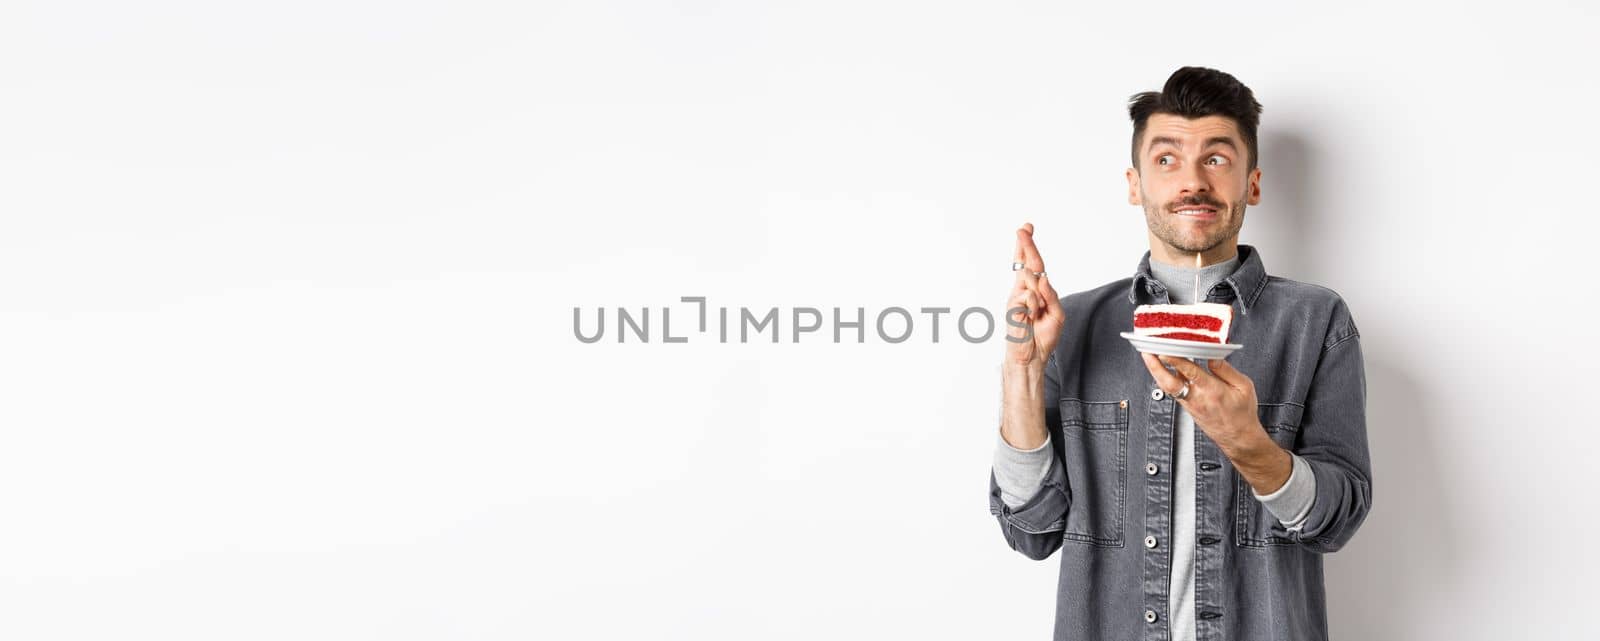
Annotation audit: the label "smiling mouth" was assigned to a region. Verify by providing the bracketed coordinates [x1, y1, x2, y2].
[1174, 207, 1218, 218]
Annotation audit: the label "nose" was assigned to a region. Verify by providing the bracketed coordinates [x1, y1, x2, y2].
[1178, 161, 1210, 197]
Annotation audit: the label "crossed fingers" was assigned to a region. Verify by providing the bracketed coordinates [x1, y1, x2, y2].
[1009, 223, 1057, 321]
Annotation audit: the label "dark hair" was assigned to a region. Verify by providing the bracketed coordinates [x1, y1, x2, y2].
[1128, 67, 1263, 171]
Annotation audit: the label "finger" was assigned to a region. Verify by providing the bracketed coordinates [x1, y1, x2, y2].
[1006, 306, 1030, 334]
[1036, 272, 1060, 315]
[1028, 278, 1050, 321]
[1207, 358, 1252, 391]
[1014, 225, 1039, 267]
[1141, 353, 1186, 394]
[1044, 282, 1067, 325]
[1012, 262, 1038, 292]
[1013, 227, 1039, 291]
[1019, 226, 1046, 273]
[1008, 290, 1035, 318]
[1157, 354, 1215, 387]
[1006, 304, 1030, 329]
[1007, 291, 1027, 318]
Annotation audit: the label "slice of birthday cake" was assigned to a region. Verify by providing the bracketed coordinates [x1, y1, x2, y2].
[1132, 302, 1234, 344]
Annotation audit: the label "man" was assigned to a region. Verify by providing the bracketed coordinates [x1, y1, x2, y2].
[990, 67, 1372, 641]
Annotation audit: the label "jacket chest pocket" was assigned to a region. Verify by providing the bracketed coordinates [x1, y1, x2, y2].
[1234, 402, 1304, 548]
[1058, 398, 1128, 547]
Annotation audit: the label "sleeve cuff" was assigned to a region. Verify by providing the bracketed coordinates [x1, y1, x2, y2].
[993, 430, 1054, 508]
[1251, 452, 1316, 531]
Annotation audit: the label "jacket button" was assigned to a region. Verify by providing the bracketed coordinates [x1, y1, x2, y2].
[1145, 462, 1159, 475]
[1151, 388, 1165, 400]
[1144, 535, 1158, 549]
[1144, 609, 1158, 623]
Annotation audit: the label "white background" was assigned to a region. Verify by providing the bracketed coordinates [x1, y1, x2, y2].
[2, 1, 1595, 639]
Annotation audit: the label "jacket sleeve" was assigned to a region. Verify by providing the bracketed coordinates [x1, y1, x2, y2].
[988, 352, 1070, 561]
[1270, 301, 1373, 553]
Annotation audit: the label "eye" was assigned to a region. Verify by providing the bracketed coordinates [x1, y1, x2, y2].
[1206, 155, 1228, 166]
[1157, 154, 1174, 166]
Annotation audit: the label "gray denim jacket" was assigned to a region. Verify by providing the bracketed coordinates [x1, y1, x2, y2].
[988, 244, 1372, 641]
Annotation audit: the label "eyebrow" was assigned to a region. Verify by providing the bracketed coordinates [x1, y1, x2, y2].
[1147, 135, 1240, 155]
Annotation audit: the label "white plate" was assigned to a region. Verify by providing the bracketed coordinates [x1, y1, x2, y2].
[1119, 331, 1244, 360]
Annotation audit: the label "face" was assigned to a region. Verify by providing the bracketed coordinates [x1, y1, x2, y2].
[1125, 113, 1261, 256]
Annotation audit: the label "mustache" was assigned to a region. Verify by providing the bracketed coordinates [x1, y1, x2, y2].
[1167, 195, 1225, 211]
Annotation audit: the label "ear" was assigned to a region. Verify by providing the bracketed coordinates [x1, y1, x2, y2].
[1246, 167, 1262, 206]
[1126, 167, 1142, 206]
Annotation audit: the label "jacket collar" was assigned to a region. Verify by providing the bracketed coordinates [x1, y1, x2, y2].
[1127, 244, 1269, 316]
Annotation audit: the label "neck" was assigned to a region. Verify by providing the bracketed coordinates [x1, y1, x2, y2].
[1147, 233, 1239, 268]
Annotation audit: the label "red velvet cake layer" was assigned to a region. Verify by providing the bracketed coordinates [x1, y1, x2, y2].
[1132, 312, 1224, 332]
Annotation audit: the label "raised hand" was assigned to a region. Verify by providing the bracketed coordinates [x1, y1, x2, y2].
[1005, 223, 1067, 371]
[998, 223, 1067, 451]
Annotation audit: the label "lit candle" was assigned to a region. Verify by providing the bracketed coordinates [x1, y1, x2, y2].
[1193, 251, 1201, 302]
